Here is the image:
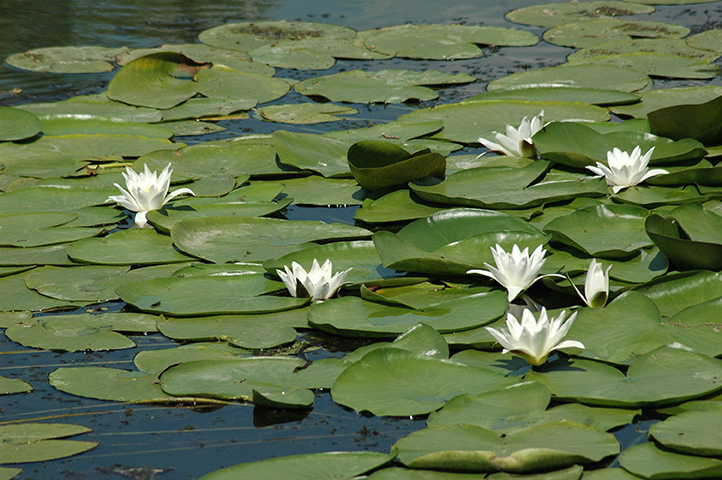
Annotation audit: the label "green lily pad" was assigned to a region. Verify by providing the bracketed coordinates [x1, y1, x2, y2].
[294, 70, 475, 104]
[468, 86, 639, 107]
[0, 244, 76, 267]
[5, 318, 136, 352]
[0, 186, 116, 215]
[369, 466, 584, 480]
[116, 274, 307, 316]
[347, 140, 446, 192]
[0, 272, 84, 312]
[343, 323, 450, 363]
[16, 94, 163, 123]
[256, 103, 358, 124]
[171, 216, 371, 264]
[372, 208, 549, 276]
[543, 18, 690, 48]
[198, 451, 396, 480]
[393, 422, 619, 473]
[133, 342, 252, 374]
[568, 38, 719, 63]
[634, 270, 722, 319]
[569, 52, 720, 79]
[645, 213, 722, 271]
[159, 97, 254, 122]
[274, 130, 352, 178]
[397, 100, 610, 145]
[486, 65, 651, 93]
[410, 164, 606, 210]
[67, 228, 194, 266]
[331, 348, 519, 416]
[23, 265, 128, 302]
[544, 204, 652, 259]
[198, 21, 357, 53]
[157, 309, 304, 349]
[162, 120, 227, 137]
[361, 282, 491, 310]
[6, 45, 128, 73]
[354, 189, 449, 224]
[0, 107, 41, 141]
[0, 376, 32, 395]
[687, 29, 722, 53]
[525, 346, 722, 408]
[610, 86, 722, 119]
[360, 24, 537, 60]
[159, 356, 345, 400]
[650, 408, 722, 457]
[308, 292, 507, 337]
[0, 423, 97, 464]
[276, 176, 365, 206]
[0, 212, 103, 248]
[505, 1, 656, 28]
[648, 95, 722, 146]
[249, 37, 387, 70]
[618, 442, 722, 480]
[39, 116, 174, 138]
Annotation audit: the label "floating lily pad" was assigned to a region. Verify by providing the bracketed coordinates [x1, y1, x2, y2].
[0, 212, 103, 248]
[159, 97, 254, 122]
[344, 323, 450, 363]
[162, 120, 228, 137]
[650, 408, 722, 457]
[133, 342, 253, 374]
[393, 422, 618, 473]
[687, 29, 722, 53]
[361, 24, 538, 60]
[648, 95, 722, 146]
[619, 442, 722, 480]
[198, 21, 357, 53]
[331, 348, 519, 416]
[468, 86, 639, 106]
[645, 213, 722, 271]
[0, 244, 76, 267]
[249, 37, 387, 70]
[486, 65, 651, 94]
[525, 346, 722, 408]
[198, 451, 396, 480]
[171, 216, 371, 264]
[611, 86, 722, 120]
[634, 270, 722, 319]
[308, 292, 506, 337]
[116, 273, 307, 316]
[568, 38, 719, 63]
[397, 100, 610, 145]
[256, 103, 358, 124]
[0, 376, 32, 395]
[373, 208, 549, 276]
[0, 107, 41, 141]
[5, 318, 136, 352]
[23, 265, 128, 302]
[569, 52, 720, 79]
[274, 130, 352, 178]
[294, 70, 475, 104]
[67, 228, 194, 266]
[157, 309, 304, 349]
[0, 272, 84, 312]
[40, 115, 174, 138]
[355, 189, 449, 224]
[16, 94, 163, 123]
[505, 1, 655, 28]
[543, 18, 690, 48]
[0, 423, 97, 464]
[6, 45, 128, 73]
[348, 140, 445, 192]
[276, 176, 365, 206]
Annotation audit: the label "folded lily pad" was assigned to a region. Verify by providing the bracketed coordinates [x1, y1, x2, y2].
[648, 94, 722, 146]
[393, 422, 618, 473]
[645, 212, 722, 271]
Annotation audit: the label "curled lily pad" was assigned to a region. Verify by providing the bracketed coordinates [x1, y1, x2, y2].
[0, 107, 41, 141]
[249, 37, 387, 70]
[648, 95, 722, 146]
[347, 140, 446, 192]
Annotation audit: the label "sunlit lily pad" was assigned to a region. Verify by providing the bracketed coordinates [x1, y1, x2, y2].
[0, 244, 76, 267]
[486, 65, 651, 93]
[157, 309, 305, 349]
[393, 422, 618, 473]
[0, 213, 103, 248]
[256, 103, 358, 124]
[5, 318, 136, 352]
[308, 292, 506, 337]
[171, 216, 371, 264]
[0, 376, 32, 395]
[16, 94, 163, 123]
[198, 451, 396, 480]
[645, 212, 722, 271]
[373, 208, 549, 276]
[543, 18, 690, 48]
[39, 116, 174, 138]
[649, 408, 722, 457]
[397, 100, 610, 144]
[6, 45, 128, 73]
[648, 95, 722, 146]
[343, 323, 450, 363]
[159, 97, 254, 122]
[0, 107, 41, 141]
[634, 270, 722, 319]
[619, 442, 722, 480]
[0, 423, 97, 464]
[133, 342, 252, 374]
[687, 29, 722, 53]
[0, 272, 84, 312]
[274, 130, 352, 178]
[354, 189, 449, 224]
[505, 1, 655, 28]
[569, 52, 720, 79]
[249, 37, 388, 70]
[525, 346, 722, 408]
[162, 120, 227, 137]
[294, 70, 475, 104]
[611, 86, 722, 120]
[331, 348, 519, 416]
[198, 21, 357, 53]
[67, 228, 195, 265]
[361, 24, 538, 60]
[23, 265, 129, 302]
[276, 176, 364, 206]
[467, 86, 639, 106]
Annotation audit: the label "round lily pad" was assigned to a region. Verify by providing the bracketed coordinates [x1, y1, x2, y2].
[619, 442, 722, 480]
[505, 1, 655, 28]
[0, 107, 41, 141]
[650, 408, 722, 457]
[6, 45, 128, 73]
[543, 18, 690, 48]
[255, 103, 358, 124]
[0, 423, 97, 464]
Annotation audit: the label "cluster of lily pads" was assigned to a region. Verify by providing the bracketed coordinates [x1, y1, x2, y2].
[3, 0, 722, 478]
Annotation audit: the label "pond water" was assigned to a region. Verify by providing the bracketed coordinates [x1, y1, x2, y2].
[2, 0, 722, 479]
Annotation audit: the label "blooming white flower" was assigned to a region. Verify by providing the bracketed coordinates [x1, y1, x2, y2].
[485, 307, 584, 366]
[467, 244, 562, 301]
[477, 110, 545, 158]
[571, 259, 612, 308]
[107, 163, 195, 227]
[586, 146, 668, 194]
[277, 259, 352, 302]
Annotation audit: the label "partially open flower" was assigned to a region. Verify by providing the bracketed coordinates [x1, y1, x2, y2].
[572, 259, 612, 308]
[485, 307, 584, 366]
[467, 244, 562, 301]
[107, 163, 194, 227]
[478, 111, 545, 158]
[586, 146, 668, 193]
[277, 259, 352, 302]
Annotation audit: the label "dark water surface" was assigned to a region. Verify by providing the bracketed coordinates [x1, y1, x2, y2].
[1, 0, 722, 478]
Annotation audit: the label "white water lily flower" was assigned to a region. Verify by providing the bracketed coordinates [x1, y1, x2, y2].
[467, 244, 563, 301]
[477, 110, 545, 158]
[572, 259, 612, 308]
[107, 163, 195, 228]
[277, 259, 352, 302]
[586, 146, 668, 194]
[485, 307, 584, 366]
